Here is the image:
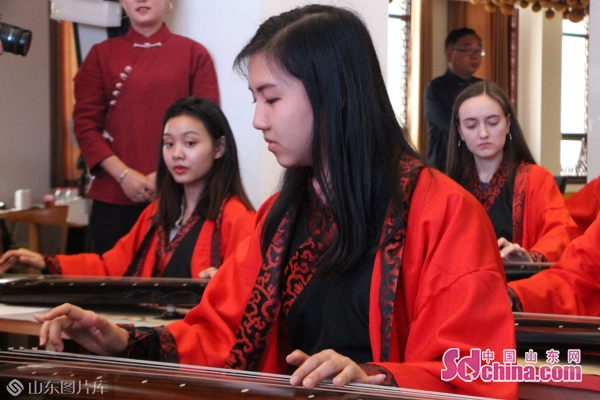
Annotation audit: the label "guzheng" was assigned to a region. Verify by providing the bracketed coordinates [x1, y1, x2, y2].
[514, 312, 600, 353]
[0, 350, 486, 400]
[502, 261, 553, 282]
[513, 313, 600, 398]
[0, 275, 208, 307]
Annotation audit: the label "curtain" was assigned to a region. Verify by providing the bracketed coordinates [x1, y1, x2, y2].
[60, 21, 80, 182]
[50, 20, 79, 187]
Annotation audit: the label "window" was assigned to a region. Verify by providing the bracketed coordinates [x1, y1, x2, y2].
[560, 17, 588, 177]
[388, 0, 410, 127]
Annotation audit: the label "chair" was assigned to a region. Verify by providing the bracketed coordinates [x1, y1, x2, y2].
[0, 206, 83, 254]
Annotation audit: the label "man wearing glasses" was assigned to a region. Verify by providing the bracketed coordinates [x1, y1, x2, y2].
[424, 28, 484, 172]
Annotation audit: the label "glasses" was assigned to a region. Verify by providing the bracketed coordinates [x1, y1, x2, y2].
[450, 48, 486, 57]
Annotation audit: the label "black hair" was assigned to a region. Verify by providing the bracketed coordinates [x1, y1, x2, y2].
[445, 28, 480, 49]
[234, 5, 421, 277]
[154, 96, 254, 231]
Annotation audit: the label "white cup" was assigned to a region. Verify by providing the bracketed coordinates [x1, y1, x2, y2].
[14, 189, 32, 210]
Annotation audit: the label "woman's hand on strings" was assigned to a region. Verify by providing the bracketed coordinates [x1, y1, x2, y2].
[36, 303, 129, 356]
[287, 349, 386, 388]
[199, 267, 218, 279]
[0, 248, 45, 274]
[498, 237, 532, 262]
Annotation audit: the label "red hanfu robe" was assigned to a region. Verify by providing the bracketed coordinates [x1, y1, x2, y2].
[166, 167, 517, 398]
[52, 197, 254, 277]
[470, 161, 577, 262]
[508, 215, 600, 316]
[513, 163, 578, 261]
[565, 176, 600, 237]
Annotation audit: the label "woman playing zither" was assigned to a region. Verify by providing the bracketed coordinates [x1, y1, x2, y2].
[35, 6, 516, 399]
[446, 81, 577, 263]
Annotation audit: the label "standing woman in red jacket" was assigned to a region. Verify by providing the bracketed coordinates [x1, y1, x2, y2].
[75, 0, 220, 254]
[446, 81, 577, 262]
[0, 97, 254, 278]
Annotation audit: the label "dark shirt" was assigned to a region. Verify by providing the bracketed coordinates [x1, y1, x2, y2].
[424, 68, 481, 172]
[161, 216, 204, 278]
[286, 202, 374, 364]
[284, 184, 390, 364]
[487, 176, 514, 243]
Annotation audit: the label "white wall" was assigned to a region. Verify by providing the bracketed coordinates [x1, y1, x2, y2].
[0, 0, 51, 208]
[517, 8, 562, 174]
[431, 0, 448, 78]
[165, 0, 264, 207]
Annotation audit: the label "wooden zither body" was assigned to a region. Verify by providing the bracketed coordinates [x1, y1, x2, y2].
[0, 275, 208, 308]
[0, 350, 480, 400]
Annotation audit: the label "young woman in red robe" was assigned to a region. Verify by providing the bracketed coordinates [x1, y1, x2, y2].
[446, 81, 577, 262]
[33, 6, 517, 399]
[0, 97, 255, 278]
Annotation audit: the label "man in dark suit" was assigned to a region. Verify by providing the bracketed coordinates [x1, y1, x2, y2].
[424, 28, 484, 172]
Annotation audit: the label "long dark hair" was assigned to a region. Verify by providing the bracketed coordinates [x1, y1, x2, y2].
[234, 5, 421, 276]
[446, 81, 536, 189]
[154, 96, 254, 231]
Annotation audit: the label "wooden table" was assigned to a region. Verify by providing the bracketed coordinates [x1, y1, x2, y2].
[0, 303, 179, 341]
[2, 305, 599, 398]
[0, 206, 85, 254]
[0, 306, 45, 336]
